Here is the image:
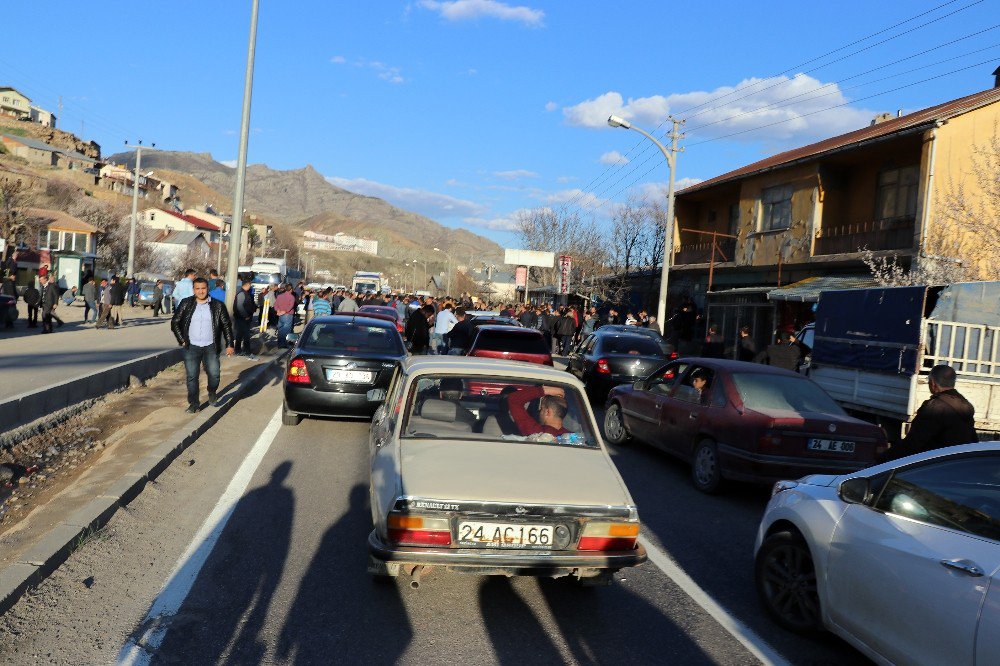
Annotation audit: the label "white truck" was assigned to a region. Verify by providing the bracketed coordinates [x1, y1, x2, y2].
[805, 282, 1000, 440]
[352, 271, 386, 295]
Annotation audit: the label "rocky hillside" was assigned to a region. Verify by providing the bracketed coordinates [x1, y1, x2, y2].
[106, 150, 502, 261]
[0, 116, 100, 159]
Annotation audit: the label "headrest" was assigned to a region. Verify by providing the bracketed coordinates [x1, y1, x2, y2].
[421, 398, 458, 423]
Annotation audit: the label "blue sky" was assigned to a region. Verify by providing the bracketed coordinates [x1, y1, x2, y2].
[1, 1, 997, 245]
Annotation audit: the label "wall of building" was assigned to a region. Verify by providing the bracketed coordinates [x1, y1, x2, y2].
[0, 89, 31, 118]
[735, 162, 818, 267]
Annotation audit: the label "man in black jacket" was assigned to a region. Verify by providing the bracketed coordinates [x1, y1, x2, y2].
[171, 277, 235, 412]
[887, 365, 977, 460]
[754, 331, 802, 372]
[108, 276, 126, 327]
[232, 280, 258, 358]
[445, 307, 473, 355]
[39, 274, 61, 334]
[405, 304, 432, 354]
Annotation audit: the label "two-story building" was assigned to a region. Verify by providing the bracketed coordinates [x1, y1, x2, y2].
[0, 86, 31, 120]
[139, 208, 221, 243]
[9, 208, 99, 289]
[1, 134, 98, 171]
[668, 83, 1000, 348]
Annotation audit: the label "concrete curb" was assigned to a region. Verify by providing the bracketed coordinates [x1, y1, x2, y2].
[0, 348, 185, 436]
[0, 352, 287, 616]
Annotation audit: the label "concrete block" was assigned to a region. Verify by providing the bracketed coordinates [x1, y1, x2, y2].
[64, 495, 120, 531]
[0, 563, 41, 616]
[99, 472, 147, 506]
[18, 522, 85, 576]
[132, 453, 176, 481]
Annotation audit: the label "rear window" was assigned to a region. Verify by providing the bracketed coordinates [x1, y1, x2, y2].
[601, 336, 661, 356]
[302, 320, 403, 354]
[474, 330, 549, 355]
[731, 373, 845, 415]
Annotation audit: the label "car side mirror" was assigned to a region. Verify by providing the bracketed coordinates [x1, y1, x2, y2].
[633, 380, 646, 391]
[367, 388, 387, 402]
[838, 477, 871, 505]
[286, 333, 299, 344]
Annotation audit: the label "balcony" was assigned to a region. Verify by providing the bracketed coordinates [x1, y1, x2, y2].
[814, 216, 916, 255]
[674, 237, 737, 265]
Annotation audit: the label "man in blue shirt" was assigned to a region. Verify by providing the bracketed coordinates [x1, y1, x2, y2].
[172, 268, 196, 309]
[209, 279, 226, 302]
[171, 277, 234, 413]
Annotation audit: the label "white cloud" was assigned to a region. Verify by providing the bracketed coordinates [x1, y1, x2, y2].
[325, 176, 487, 219]
[334, 56, 405, 83]
[418, 0, 544, 26]
[330, 55, 347, 64]
[462, 214, 521, 231]
[466, 68, 478, 76]
[563, 74, 878, 143]
[599, 150, 628, 165]
[544, 188, 607, 211]
[493, 169, 538, 180]
[556, 175, 576, 184]
[632, 179, 703, 202]
[219, 159, 238, 168]
[544, 101, 558, 112]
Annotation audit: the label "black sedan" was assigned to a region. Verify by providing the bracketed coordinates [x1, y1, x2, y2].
[283, 314, 407, 425]
[566, 330, 671, 400]
[595, 324, 675, 355]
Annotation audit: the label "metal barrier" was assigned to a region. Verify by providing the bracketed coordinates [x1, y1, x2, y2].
[923, 319, 1000, 377]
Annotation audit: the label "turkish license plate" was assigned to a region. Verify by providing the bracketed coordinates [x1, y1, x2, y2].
[808, 438, 856, 453]
[325, 369, 372, 383]
[458, 521, 554, 548]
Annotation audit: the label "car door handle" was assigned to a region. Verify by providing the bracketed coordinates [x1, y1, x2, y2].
[940, 559, 984, 577]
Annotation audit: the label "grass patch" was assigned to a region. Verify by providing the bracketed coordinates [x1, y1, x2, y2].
[0, 127, 29, 138]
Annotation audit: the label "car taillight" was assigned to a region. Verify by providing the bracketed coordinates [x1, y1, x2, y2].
[578, 521, 639, 551]
[669, 351, 678, 360]
[387, 514, 452, 546]
[758, 430, 783, 450]
[396, 321, 404, 332]
[596, 358, 611, 374]
[286, 358, 311, 384]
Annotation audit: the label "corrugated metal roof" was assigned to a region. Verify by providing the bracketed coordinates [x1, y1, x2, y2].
[678, 86, 1000, 196]
[154, 230, 205, 246]
[23, 207, 99, 233]
[768, 276, 878, 302]
[0, 133, 97, 163]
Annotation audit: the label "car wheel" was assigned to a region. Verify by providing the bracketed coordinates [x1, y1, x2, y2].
[282, 404, 301, 426]
[691, 439, 722, 493]
[603, 403, 631, 445]
[755, 530, 822, 633]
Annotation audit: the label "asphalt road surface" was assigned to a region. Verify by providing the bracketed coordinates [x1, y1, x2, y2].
[0, 366, 868, 665]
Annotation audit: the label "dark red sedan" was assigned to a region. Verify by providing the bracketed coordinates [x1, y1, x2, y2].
[358, 305, 405, 333]
[603, 359, 888, 493]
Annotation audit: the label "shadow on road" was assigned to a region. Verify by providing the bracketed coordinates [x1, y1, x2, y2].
[152, 461, 295, 664]
[277, 483, 412, 664]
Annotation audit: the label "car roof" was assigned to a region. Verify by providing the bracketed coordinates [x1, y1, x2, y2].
[310, 313, 396, 328]
[672, 357, 803, 377]
[402, 355, 585, 387]
[474, 325, 540, 335]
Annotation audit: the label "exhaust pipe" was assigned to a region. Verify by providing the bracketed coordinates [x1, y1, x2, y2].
[409, 565, 429, 589]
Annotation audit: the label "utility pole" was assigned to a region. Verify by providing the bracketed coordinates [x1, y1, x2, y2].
[224, 0, 260, 313]
[125, 140, 149, 278]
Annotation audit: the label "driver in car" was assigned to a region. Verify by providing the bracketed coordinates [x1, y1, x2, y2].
[508, 385, 570, 437]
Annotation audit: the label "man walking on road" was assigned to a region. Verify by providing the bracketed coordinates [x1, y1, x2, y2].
[96, 278, 113, 329]
[337, 291, 358, 313]
[81, 275, 97, 323]
[171, 277, 235, 413]
[22, 281, 39, 328]
[39, 273, 61, 334]
[1, 273, 17, 328]
[886, 364, 978, 460]
[233, 280, 258, 359]
[151, 280, 164, 317]
[405, 304, 433, 354]
[172, 269, 195, 310]
[274, 284, 296, 348]
[108, 276, 126, 328]
[754, 331, 802, 372]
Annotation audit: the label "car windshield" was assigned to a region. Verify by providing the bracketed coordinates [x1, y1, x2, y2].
[361, 306, 397, 318]
[731, 373, 845, 415]
[401, 375, 597, 447]
[302, 320, 403, 354]
[474, 330, 549, 355]
[602, 336, 662, 356]
[355, 281, 377, 292]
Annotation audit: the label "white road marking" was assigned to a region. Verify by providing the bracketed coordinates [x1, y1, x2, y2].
[116, 406, 285, 666]
[639, 536, 790, 666]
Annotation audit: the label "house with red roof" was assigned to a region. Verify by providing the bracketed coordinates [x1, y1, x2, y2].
[666, 82, 1000, 340]
[138, 208, 221, 243]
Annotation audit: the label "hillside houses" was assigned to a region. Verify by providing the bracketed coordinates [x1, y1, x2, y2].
[139, 208, 221, 243]
[302, 229, 378, 255]
[1, 133, 97, 171]
[99, 164, 179, 206]
[0, 86, 56, 128]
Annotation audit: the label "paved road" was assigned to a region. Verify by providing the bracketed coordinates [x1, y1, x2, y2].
[0, 302, 176, 401]
[0, 368, 868, 665]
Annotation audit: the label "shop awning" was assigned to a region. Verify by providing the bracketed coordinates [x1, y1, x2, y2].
[768, 276, 878, 302]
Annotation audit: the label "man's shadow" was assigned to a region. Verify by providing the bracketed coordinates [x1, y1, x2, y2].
[151, 461, 295, 665]
[277, 483, 413, 664]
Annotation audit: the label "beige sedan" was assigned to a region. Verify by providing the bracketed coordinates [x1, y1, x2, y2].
[367, 356, 646, 587]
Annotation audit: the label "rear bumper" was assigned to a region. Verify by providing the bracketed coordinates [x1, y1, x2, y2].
[368, 530, 646, 572]
[717, 443, 873, 484]
[284, 383, 376, 418]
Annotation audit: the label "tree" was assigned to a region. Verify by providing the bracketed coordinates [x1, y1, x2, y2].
[0, 177, 39, 263]
[604, 199, 647, 306]
[68, 198, 160, 276]
[513, 207, 608, 297]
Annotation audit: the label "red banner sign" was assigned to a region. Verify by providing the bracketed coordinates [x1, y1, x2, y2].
[558, 255, 572, 295]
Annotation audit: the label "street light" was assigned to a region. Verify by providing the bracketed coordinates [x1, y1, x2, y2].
[607, 114, 684, 334]
[433, 246, 452, 296]
[124, 139, 155, 278]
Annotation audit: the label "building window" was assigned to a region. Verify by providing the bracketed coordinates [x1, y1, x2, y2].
[875, 166, 919, 221]
[44, 230, 60, 249]
[728, 204, 740, 237]
[759, 184, 793, 231]
[149, 212, 156, 221]
[70, 232, 89, 252]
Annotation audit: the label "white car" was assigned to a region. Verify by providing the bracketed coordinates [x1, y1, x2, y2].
[367, 356, 646, 587]
[754, 442, 1000, 665]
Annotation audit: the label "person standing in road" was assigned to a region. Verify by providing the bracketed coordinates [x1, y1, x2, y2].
[151, 280, 164, 317]
[232, 280, 258, 359]
[172, 269, 196, 310]
[886, 364, 977, 460]
[431, 302, 457, 354]
[754, 331, 802, 371]
[22, 281, 39, 328]
[171, 277, 235, 413]
[405, 303, 433, 354]
[1, 273, 17, 328]
[39, 273, 60, 334]
[310, 288, 332, 319]
[557, 309, 576, 356]
[737, 326, 757, 362]
[81, 275, 97, 323]
[209, 279, 226, 302]
[701, 324, 725, 358]
[337, 291, 358, 313]
[273, 284, 296, 348]
[96, 278, 113, 329]
[445, 307, 472, 355]
[108, 276, 126, 327]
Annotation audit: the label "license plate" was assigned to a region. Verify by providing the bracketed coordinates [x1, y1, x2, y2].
[808, 438, 856, 453]
[325, 369, 373, 383]
[458, 521, 554, 548]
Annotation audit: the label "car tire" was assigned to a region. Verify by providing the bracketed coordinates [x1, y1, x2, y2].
[282, 404, 301, 426]
[755, 530, 823, 634]
[603, 403, 631, 445]
[691, 439, 722, 493]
